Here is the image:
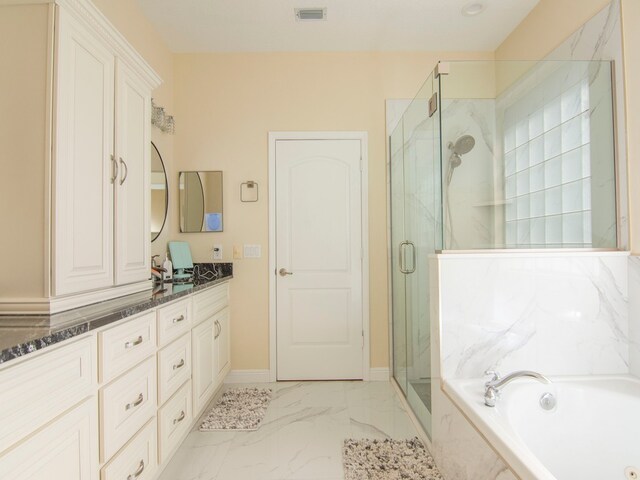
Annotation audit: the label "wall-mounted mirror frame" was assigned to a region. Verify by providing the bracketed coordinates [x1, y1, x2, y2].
[151, 141, 168, 242]
[179, 171, 223, 232]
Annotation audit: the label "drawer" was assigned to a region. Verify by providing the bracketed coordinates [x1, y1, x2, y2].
[157, 298, 191, 347]
[99, 311, 156, 383]
[192, 283, 228, 325]
[101, 419, 157, 480]
[0, 337, 95, 454]
[158, 380, 192, 463]
[100, 357, 156, 462]
[158, 333, 191, 405]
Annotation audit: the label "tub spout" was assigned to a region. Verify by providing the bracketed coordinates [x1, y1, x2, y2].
[484, 370, 551, 407]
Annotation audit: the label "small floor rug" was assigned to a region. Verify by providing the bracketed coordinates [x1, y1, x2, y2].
[343, 437, 444, 480]
[199, 387, 273, 431]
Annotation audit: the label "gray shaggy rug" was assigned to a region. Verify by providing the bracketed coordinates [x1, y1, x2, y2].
[199, 388, 272, 431]
[343, 437, 444, 480]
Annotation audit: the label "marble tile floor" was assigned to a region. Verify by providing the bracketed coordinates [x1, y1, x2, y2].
[158, 380, 422, 480]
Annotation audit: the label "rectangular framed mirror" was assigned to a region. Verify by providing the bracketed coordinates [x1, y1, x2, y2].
[179, 171, 223, 232]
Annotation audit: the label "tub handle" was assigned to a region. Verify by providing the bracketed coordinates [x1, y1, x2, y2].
[484, 369, 500, 384]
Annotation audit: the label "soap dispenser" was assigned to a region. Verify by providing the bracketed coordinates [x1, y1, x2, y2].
[163, 254, 173, 281]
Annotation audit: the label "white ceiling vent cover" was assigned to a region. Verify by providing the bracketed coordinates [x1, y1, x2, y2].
[295, 8, 327, 21]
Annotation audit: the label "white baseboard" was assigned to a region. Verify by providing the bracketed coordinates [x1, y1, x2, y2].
[369, 367, 390, 381]
[225, 368, 389, 383]
[224, 369, 272, 384]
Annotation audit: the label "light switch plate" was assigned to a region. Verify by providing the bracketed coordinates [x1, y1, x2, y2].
[213, 244, 223, 260]
[243, 244, 261, 258]
[233, 245, 243, 259]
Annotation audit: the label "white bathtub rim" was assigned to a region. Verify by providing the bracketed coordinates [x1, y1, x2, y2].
[442, 374, 640, 480]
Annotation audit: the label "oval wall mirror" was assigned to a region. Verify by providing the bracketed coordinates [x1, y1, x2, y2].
[151, 141, 168, 242]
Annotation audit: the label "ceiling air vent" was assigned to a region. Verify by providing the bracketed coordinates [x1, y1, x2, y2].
[295, 8, 327, 21]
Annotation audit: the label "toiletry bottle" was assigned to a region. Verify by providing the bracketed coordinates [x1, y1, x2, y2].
[163, 254, 173, 281]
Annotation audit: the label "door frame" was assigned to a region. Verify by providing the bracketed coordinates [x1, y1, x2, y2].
[268, 131, 370, 382]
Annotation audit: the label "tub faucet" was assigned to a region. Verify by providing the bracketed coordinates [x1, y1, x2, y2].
[484, 370, 551, 407]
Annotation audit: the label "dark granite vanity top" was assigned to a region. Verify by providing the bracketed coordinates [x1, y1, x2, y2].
[0, 263, 232, 365]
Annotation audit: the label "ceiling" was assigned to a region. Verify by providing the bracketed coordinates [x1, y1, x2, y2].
[135, 0, 540, 53]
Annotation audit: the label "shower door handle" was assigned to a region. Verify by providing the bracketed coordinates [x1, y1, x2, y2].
[399, 241, 416, 274]
[405, 241, 416, 274]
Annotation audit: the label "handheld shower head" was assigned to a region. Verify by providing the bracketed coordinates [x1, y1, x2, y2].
[449, 135, 476, 155]
[446, 134, 476, 185]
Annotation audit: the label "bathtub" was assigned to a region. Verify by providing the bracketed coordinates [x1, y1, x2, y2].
[443, 375, 640, 480]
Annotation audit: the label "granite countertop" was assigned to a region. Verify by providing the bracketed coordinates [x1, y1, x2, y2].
[0, 263, 232, 365]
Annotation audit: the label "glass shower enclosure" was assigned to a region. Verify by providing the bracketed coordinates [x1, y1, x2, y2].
[390, 70, 442, 435]
[390, 60, 618, 438]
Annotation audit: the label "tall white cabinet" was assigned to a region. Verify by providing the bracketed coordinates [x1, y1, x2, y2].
[0, 0, 160, 313]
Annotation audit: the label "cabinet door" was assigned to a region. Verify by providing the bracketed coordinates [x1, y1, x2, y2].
[54, 7, 115, 296]
[115, 60, 151, 285]
[191, 318, 216, 415]
[214, 307, 230, 381]
[0, 398, 98, 480]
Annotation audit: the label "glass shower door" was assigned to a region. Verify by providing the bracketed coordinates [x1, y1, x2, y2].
[391, 71, 441, 438]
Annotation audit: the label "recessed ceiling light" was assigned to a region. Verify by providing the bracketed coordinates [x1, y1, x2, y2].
[461, 2, 486, 16]
[295, 8, 327, 21]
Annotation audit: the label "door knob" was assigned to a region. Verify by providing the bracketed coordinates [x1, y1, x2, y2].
[279, 268, 293, 277]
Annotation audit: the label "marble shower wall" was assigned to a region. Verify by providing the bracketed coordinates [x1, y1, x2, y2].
[441, 99, 497, 249]
[438, 252, 629, 379]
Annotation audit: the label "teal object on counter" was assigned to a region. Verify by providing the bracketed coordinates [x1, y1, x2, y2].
[168, 241, 194, 283]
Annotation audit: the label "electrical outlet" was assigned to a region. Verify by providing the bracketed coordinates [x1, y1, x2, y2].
[243, 244, 261, 258]
[233, 245, 243, 259]
[213, 244, 223, 261]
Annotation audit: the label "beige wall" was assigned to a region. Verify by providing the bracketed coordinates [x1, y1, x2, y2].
[0, 4, 51, 298]
[495, 0, 611, 61]
[172, 51, 493, 370]
[92, 0, 175, 257]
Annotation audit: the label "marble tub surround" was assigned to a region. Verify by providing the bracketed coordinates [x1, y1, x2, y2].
[627, 255, 640, 376]
[438, 251, 629, 379]
[0, 268, 233, 364]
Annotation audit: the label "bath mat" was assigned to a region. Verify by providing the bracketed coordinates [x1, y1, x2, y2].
[343, 437, 444, 480]
[199, 387, 272, 431]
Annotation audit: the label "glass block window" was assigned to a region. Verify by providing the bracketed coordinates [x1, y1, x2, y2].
[504, 77, 592, 248]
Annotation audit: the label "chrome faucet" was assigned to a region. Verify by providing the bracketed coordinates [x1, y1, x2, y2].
[484, 370, 551, 407]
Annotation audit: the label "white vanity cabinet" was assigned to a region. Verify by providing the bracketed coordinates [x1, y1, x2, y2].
[0, 0, 160, 314]
[0, 280, 231, 480]
[191, 284, 230, 416]
[0, 338, 99, 480]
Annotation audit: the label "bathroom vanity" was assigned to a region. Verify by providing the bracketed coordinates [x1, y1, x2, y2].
[0, 267, 232, 480]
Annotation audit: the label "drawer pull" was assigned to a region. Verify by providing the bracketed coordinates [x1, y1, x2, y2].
[172, 358, 185, 370]
[125, 393, 144, 411]
[172, 315, 185, 324]
[127, 460, 145, 480]
[173, 410, 186, 425]
[124, 336, 144, 349]
[214, 320, 221, 339]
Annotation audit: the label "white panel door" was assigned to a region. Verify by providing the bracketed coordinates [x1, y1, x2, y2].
[54, 8, 115, 295]
[115, 60, 151, 285]
[0, 398, 98, 480]
[276, 139, 363, 380]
